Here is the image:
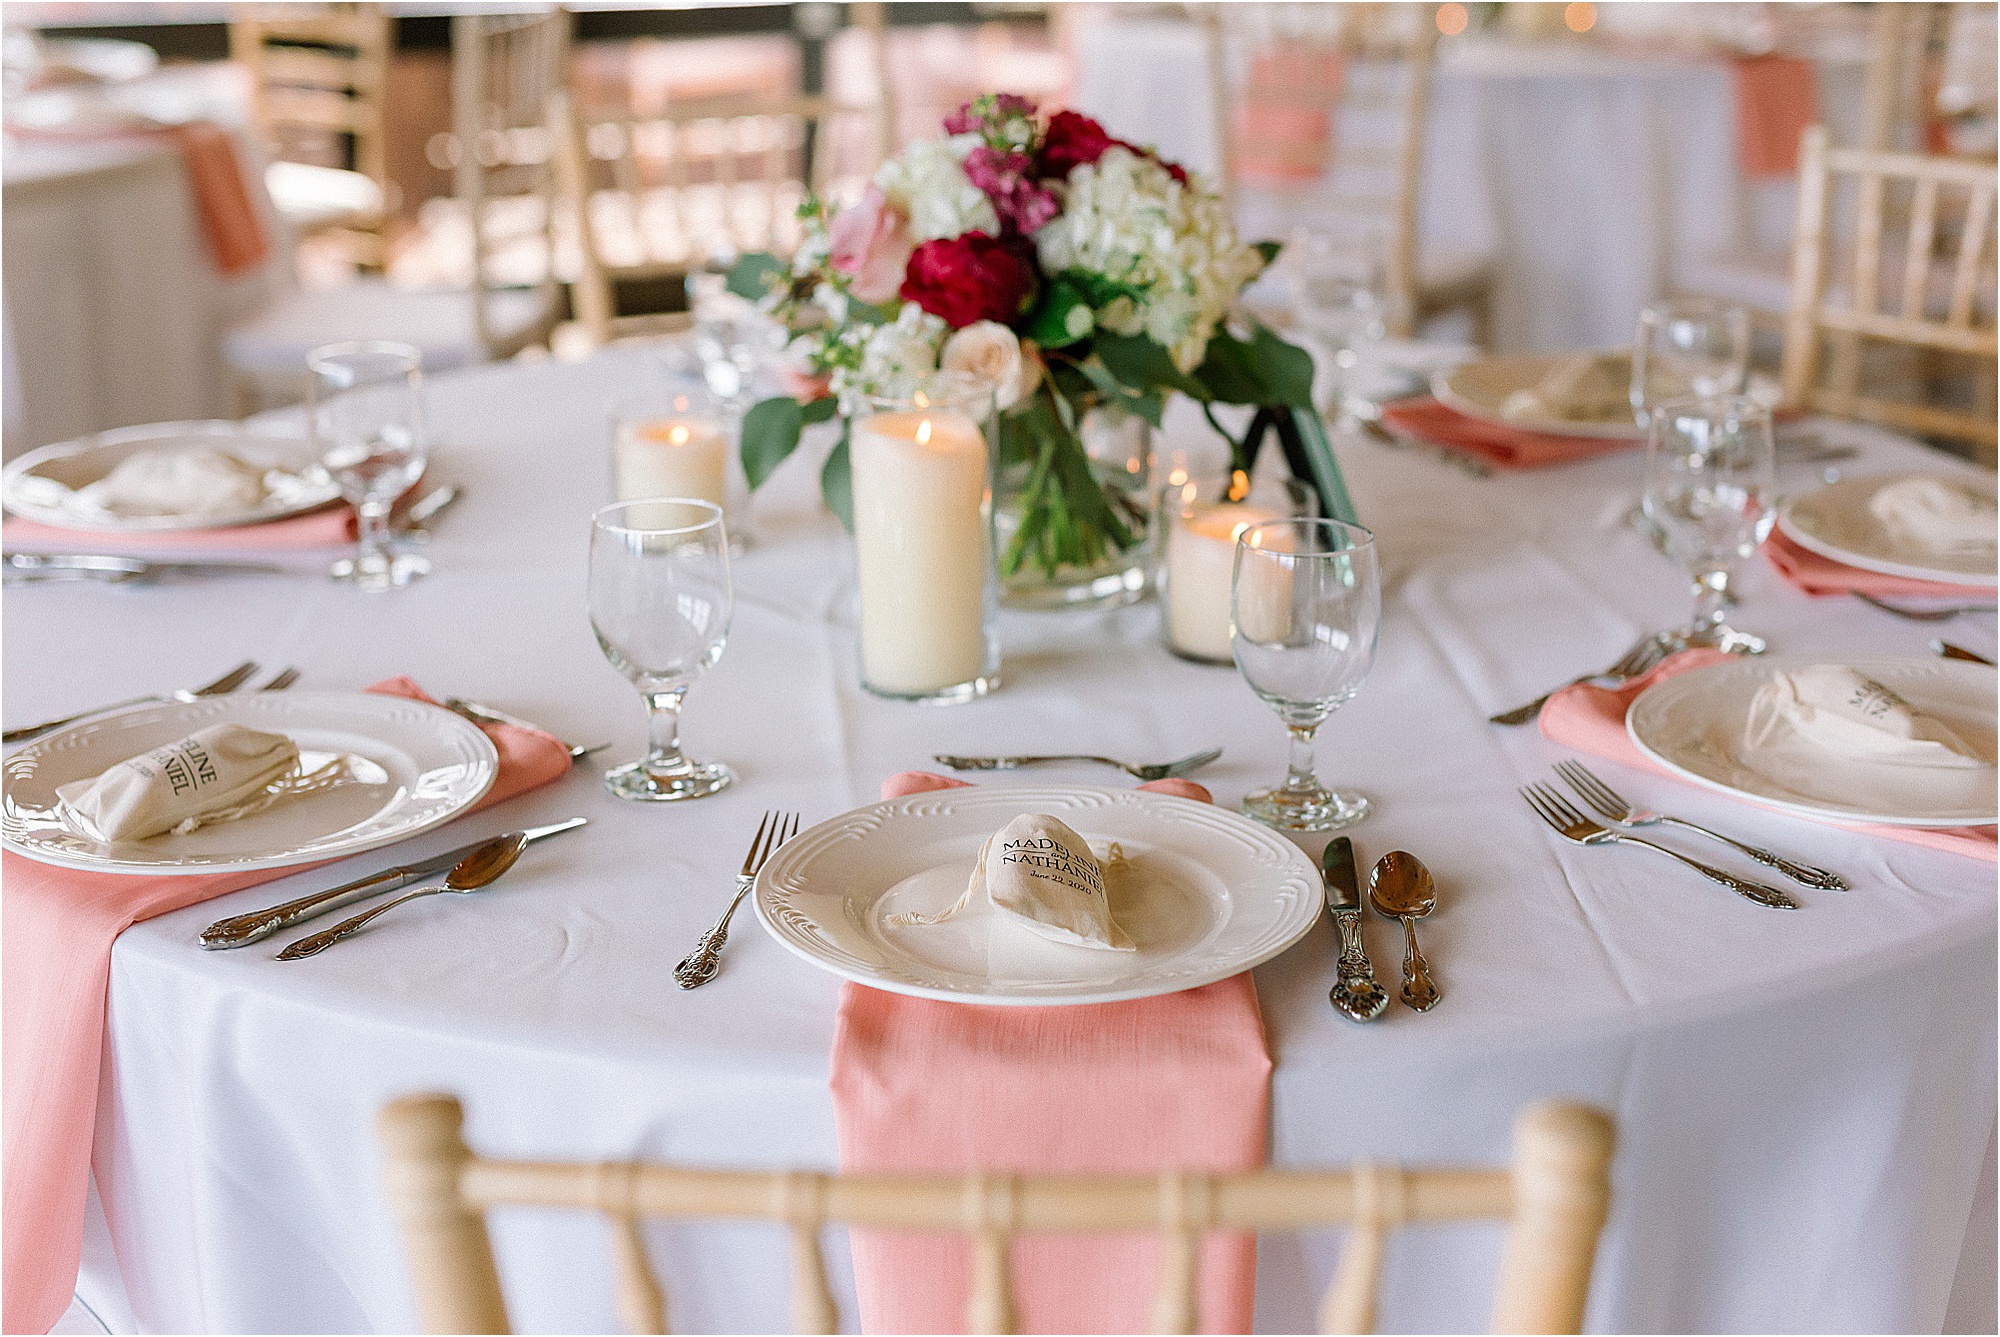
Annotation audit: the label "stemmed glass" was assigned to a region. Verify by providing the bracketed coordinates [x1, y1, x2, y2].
[588, 499, 735, 802]
[1630, 298, 1751, 430]
[1232, 517, 1382, 831]
[1287, 229, 1388, 423]
[310, 342, 429, 591]
[687, 272, 779, 411]
[1642, 396, 1776, 654]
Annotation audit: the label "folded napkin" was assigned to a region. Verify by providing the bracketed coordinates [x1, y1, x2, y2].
[2, 679, 571, 1335]
[1746, 665, 1990, 771]
[1232, 46, 1341, 185]
[1379, 396, 1635, 470]
[834, 771, 1266, 1335]
[95, 445, 269, 519]
[1539, 649, 1997, 862]
[2, 506, 357, 555]
[1734, 54, 1819, 179]
[1500, 352, 1630, 425]
[887, 812, 1137, 950]
[1762, 528, 1989, 600]
[1867, 477, 1999, 558]
[56, 723, 303, 842]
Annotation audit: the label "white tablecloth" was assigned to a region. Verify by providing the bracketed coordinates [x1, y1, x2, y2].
[1072, 25, 1866, 353]
[4, 347, 1994, 1333]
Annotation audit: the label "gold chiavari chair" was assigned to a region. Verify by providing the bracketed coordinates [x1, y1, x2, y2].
[378, 1093, 1616, 1335]
[1780, 124, 1998, 462]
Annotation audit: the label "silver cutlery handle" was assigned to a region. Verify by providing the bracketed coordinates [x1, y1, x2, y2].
[4, 694, 159, 744]
[676, 880, 754, 988]
[277, 885, 445, 959]
[1397, 918, 1441, 1011]
[1328, 910, 1388, 1022]
[200, 869, 410, 948]
[936, 754, 1131, 774]
[1612, 833, 1801, 909]
[1658, 816, 1848, 890]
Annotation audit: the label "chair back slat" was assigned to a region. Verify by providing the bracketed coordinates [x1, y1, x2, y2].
[1950, 183, 1996, 328]
[1487, 1104, 1616, 1334]
[1148, 1172, 1211, 1334]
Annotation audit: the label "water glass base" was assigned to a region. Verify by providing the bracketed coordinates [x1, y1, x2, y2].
[1242, 784, 1370, 832]
[862, 671, 1000, 706]
[331, 551, 430, 592]
[603, 757, 735, 802]
[1677, 624, 1767, 655]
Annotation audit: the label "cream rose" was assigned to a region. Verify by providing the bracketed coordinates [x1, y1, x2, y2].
[940, 321, 1027, 411]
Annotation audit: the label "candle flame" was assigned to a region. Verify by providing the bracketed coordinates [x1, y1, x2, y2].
[1227, 469, 1250, 502]
[913, 391, 931, 410]
[1167, 467, 1189, 487]
[916, 418, 933, 446]
[1230, 522, 1253, 543]
[668, 424, 690, 446]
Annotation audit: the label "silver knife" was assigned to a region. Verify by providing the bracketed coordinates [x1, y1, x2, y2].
[5, 553, 286, 582]
[197, 817, 587, 949]
[1323, 837, 1389, 1022]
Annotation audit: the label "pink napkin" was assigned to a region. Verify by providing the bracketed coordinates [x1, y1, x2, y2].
[4, 507, 357, 555]
[1233, 46, 1342, 185]
[1540, 649, 1997, 862]
[1379, 397, 1636, 470]
[832, 771, 1267, 1334]
[1733, 54, 1819, 179]
[1, 678, 572, 1334]
[1762, 528, 1992, 600]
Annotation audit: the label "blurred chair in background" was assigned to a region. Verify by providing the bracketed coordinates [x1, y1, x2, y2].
[223, 8, 570, 408]
[1781, 123, 1997, 463]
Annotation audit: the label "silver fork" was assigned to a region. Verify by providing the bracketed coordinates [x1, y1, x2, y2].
[443, 697, 610, 762]
[675, 811, 800, 989]
[1520, 782, 1800, 910]
[260, 667, 301, 691]
[1554, 760, 1847, 890]
[1853, 592, 1999, 623]
[1489, 634, 1671, 727]
[933, 748, 1223, 782]
[3, 660, 260, 743]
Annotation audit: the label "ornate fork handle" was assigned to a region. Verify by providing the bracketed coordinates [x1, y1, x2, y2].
[1657, 816, 1848, 890]
[935, 754, 1122, 774]
[676, 882, 752, 987]
[1604, 833, 1800, 910]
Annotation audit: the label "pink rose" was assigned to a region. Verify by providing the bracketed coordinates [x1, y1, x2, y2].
[827, 186, 914, 306]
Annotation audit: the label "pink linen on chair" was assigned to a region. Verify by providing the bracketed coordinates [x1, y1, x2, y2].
[1733, 54, 1819, 179]
[1539, 649, 1996, 862]
[3, 507, 357, 555]
[1379, 397, 1637, 470]
[1, 678, 572, 1335]
[1232, 46, 1343, 186]
[832, 771, 1268, 1334]
[1762, 528, 1992, 600]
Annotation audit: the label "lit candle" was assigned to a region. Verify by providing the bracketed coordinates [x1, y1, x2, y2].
[1164, 496, 1282, 663]
[613, 416, 729, 509]
[851, 405, 990, 696]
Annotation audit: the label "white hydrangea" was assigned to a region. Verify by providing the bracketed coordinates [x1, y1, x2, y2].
[1035, 147, 1264, 372]
[875, 134, 1000, 241]
[830, 301, 947, 410]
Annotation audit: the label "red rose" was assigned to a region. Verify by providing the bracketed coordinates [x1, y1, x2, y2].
[1038, 110, 1117, 179]
[899, 233, 1037, 329]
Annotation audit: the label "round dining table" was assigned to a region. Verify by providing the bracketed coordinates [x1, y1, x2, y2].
[5, 344, 1993, 1334]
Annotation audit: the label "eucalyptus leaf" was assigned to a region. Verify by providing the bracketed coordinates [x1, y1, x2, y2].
[741, 397, 804, 490]
[820, 425, 853, 532]
[725, 252, 789, 302]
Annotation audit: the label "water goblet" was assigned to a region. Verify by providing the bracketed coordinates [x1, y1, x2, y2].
[311, 341, 429, 591]
[1232, 517, 1382, 831]
[1642, 395, 1776, 654]
[1631, 298, 1750, 430]
[1288, 230, 1388, 423]
[687, 272, 779, 411]
[589, 499, 735, 802]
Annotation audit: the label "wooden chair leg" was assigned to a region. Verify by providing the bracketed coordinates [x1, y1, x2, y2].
[378, 1094, 512, 1335]
[1488, 1102, 1616, 1335]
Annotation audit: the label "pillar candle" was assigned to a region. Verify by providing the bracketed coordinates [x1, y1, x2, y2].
[1164, 501, 1282, 662]
[851, 406, 990, 695]
[613, 417, 729, 509]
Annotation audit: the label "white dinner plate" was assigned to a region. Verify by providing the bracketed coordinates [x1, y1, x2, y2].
[1432, 352, 1643, 440]
[754, 785, 1323, 1005]
[3, 692, 498, 873]
[2, 421, 342, 533]
[1627, 656, 1998, 828]
[1777, 474, 1999, 589]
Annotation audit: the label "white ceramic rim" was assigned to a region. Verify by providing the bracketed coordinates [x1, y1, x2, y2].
[1776, 474, 2000, 590]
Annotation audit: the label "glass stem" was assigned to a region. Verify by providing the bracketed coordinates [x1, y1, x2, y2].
[642, 689, 688, 773]
[357, 501, 394, 562]
[1690, 568, 1731, 632]
[1285, 723, 1321, 793]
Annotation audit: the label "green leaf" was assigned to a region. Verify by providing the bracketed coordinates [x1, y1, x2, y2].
[1287, 406, 1359, 524]
[1074, 357, 1166, 428]
[801, 395, 840, 425]
[1094, 332, 1208, 400]
[740, 397, 804, 490]
[1023, 278, 1094, 349]
[725, 252, 789, 302]
[819, 425, 853, 532]
[1192, 324, 1316, 409]
[1253, 239, 1281, 269]
[1249, 324, 1318, 410]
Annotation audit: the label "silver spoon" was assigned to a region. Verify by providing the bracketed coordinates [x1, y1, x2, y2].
[1369, 851, 1441, 1012]
[275, 832, 527, 960]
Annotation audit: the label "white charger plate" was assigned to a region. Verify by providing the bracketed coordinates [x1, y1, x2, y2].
[2, 421, 342, 533]
[1432, 352, 1642, 440]
[1777, 473, 1999, 589]
[753, 785, 1323, 1006]
[3, 692, 497, 873]
[1627, 656, 1998, 828]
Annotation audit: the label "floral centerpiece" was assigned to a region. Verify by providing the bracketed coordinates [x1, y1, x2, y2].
[730, 93, 1350, 596]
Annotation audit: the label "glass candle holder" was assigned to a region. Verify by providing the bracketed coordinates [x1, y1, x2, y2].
[1154, 469, 1315, 665]
[850, 373, 1001, 703]
[610, 379, 742, 539]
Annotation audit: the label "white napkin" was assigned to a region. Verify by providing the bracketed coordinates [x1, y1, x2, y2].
[55, 725, 350, 843]
[1501, 353, 1628, 423]
[93, 447, 268, 519]
[1866, 477, 1998, 557]
[888, 813, 1137, 951]
[1744, 666, 1991, 772]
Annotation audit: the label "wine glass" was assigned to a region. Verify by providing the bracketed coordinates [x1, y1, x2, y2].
[1641, 396, 1776, 654]
[588, 499, 735, 802]
[310, 342, 429, 591]
[1287, 229, 1388, 423]
[687, 272, 778, 411]
[1631, 298, 1750, 430]
[1232, 517, 1382, 831]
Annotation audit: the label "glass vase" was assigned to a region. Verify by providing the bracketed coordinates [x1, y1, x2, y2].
[994, 398, 1152, 612]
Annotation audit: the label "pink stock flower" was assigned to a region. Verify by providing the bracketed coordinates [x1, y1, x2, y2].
[826, 186, 915, 306]
[944, 93, 1038, 137]
[963, 145, 1061, 235]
